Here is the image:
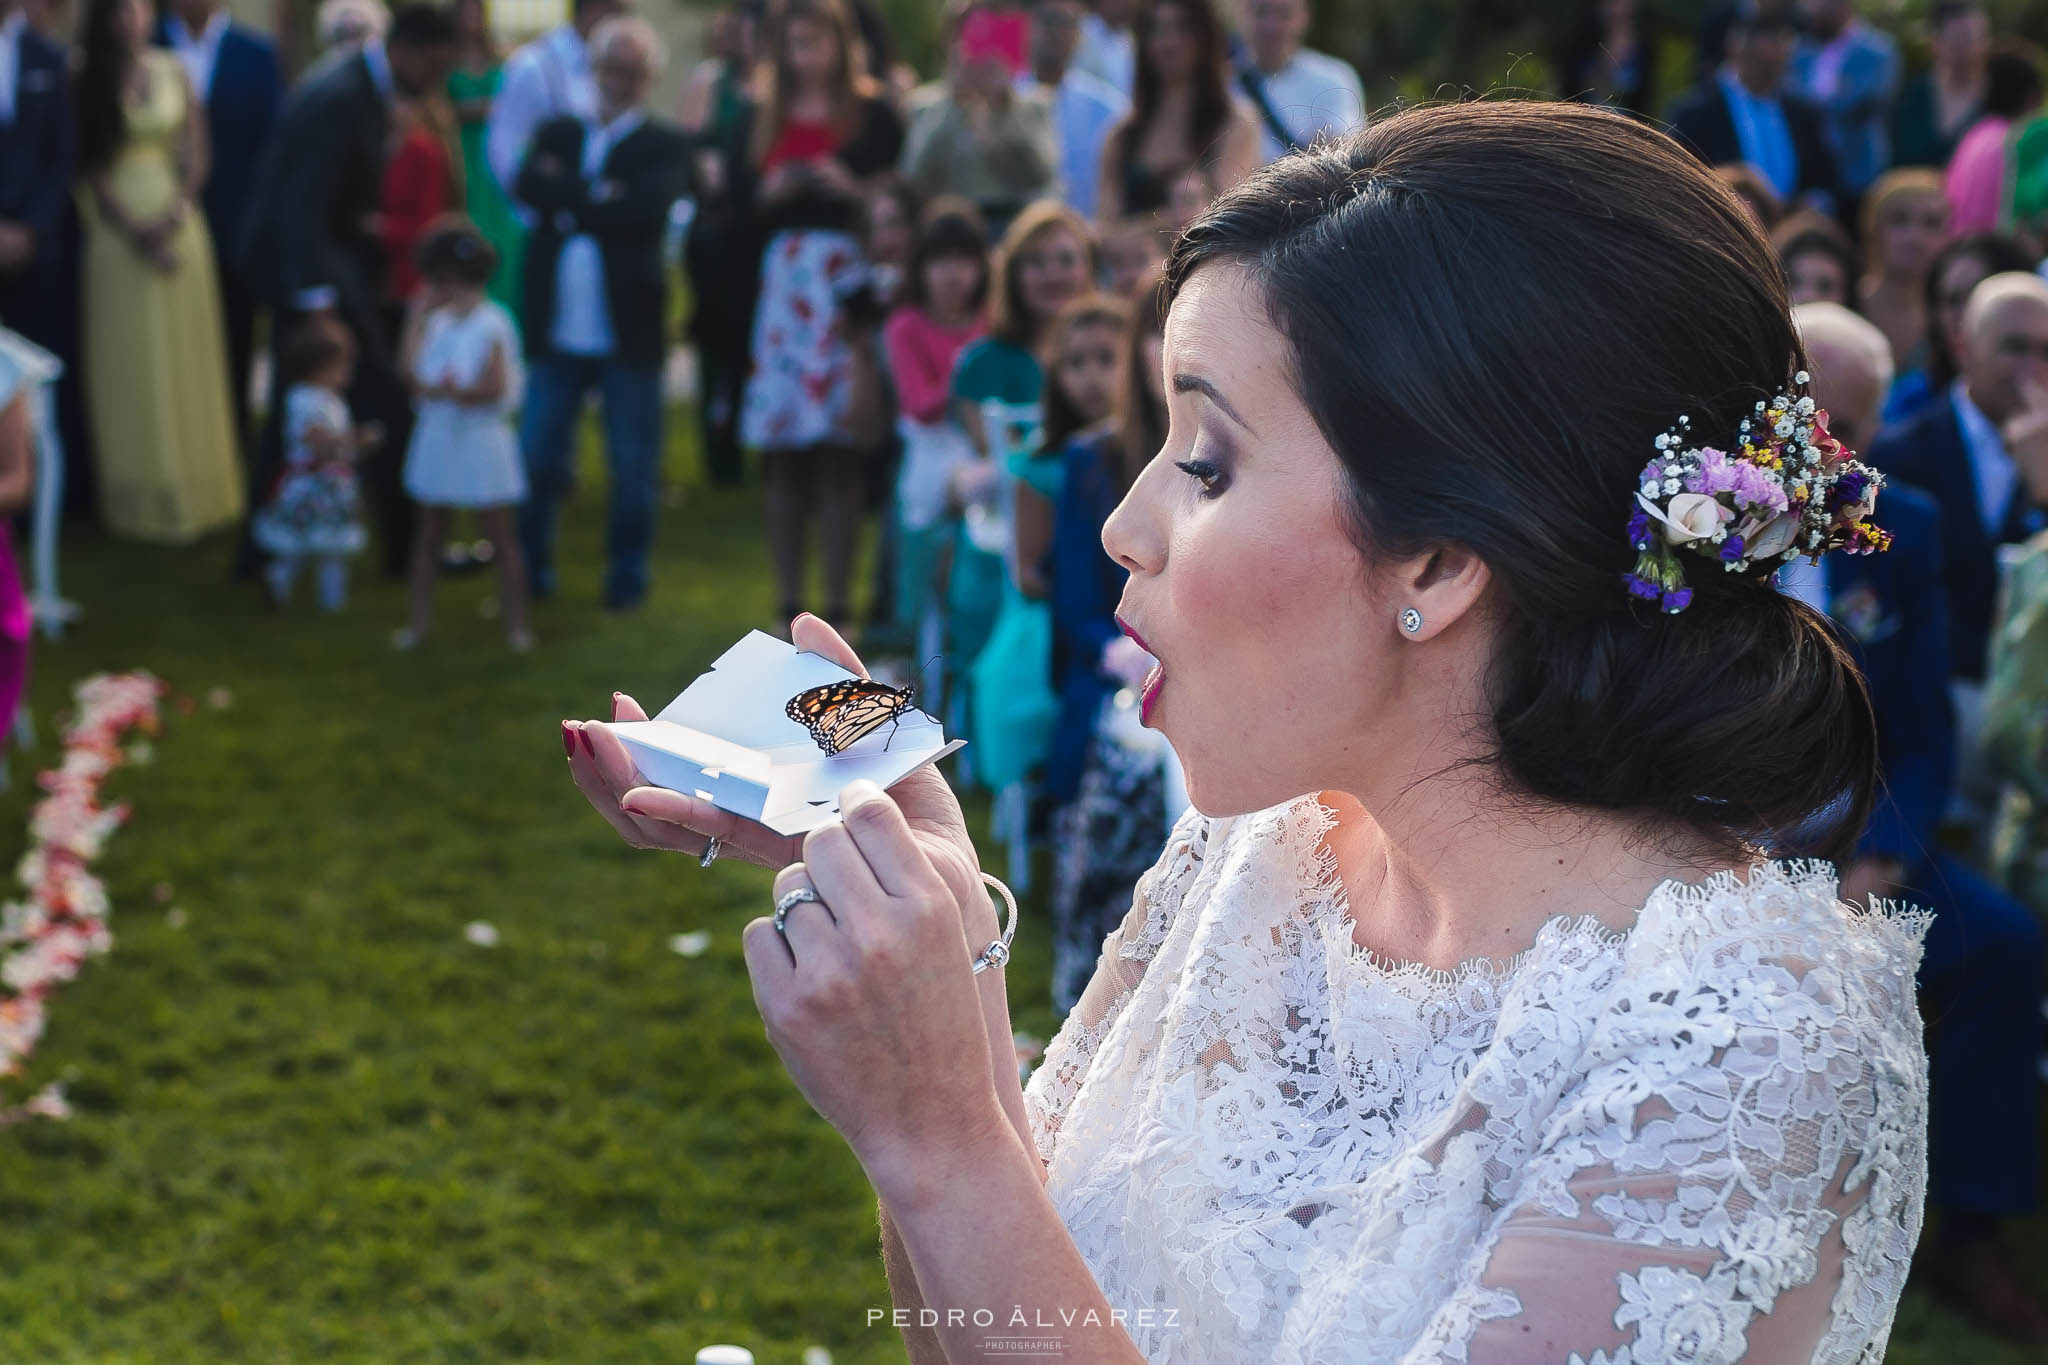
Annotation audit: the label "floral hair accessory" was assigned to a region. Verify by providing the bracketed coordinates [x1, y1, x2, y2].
[1623, 371, 1893, 614]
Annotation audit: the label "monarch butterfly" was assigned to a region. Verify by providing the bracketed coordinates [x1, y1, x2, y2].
[785, 677, 917, 756]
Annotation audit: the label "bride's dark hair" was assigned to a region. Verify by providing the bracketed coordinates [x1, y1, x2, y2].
[1167, 101, 1878, 865]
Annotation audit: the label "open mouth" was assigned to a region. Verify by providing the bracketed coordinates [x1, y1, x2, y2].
[1115, 615, 1165, 725]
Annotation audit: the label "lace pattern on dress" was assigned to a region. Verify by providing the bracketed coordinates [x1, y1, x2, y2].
[1019, 795, 1933, 1364]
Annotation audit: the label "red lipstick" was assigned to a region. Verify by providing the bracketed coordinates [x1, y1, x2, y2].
[1115, 615, 1165, 725]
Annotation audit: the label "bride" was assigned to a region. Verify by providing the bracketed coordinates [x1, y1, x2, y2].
[567, 101, 1930, 1363]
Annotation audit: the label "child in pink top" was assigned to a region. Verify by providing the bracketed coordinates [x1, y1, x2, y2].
[884, 200, 990, 656]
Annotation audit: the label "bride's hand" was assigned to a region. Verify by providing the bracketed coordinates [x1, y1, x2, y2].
[565, 614, 990, 924]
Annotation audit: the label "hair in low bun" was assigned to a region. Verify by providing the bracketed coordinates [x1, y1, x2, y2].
[1166, 101, 1879, 863]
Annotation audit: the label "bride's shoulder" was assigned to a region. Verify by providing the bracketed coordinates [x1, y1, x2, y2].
[1612, 858, 1933, 1039]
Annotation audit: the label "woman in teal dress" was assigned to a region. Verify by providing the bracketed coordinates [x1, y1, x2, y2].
[944, 203, 1094, 776]
[449, 0, 524, 319]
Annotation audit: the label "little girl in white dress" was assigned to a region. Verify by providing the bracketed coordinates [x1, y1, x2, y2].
[397, 218, 532, 652]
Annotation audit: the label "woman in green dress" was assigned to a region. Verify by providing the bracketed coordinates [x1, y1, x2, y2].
[448, 0, 524, 320]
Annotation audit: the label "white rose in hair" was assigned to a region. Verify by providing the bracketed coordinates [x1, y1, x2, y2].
[1638, 491, 1731, 544]
[1748, 512, 1802, 559]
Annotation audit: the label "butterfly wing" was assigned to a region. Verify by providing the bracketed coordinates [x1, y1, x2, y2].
[786, 679, 916, 755]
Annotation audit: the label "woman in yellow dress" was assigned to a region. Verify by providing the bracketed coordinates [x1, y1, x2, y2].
[74, 0, 242, 543]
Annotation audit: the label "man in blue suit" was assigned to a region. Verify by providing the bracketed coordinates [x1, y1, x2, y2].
[1796, 302, 2048, 1344]
[157, 0, 281, 449]
[0, 0, 85, 505]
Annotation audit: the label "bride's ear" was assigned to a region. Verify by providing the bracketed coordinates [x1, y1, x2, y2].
[1390, 544, 1491, 642]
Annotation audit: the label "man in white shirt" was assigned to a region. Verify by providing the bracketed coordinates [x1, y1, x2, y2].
[1022, 0, 1127, 219]
[1073, 0, 1135, 95]
[512, 15, 688, 611]
[1238, 0, 1363, 162]
[486, 0, 629, 204]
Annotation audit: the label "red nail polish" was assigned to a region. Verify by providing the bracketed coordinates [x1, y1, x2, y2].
[577, 728, 597, 758]
[562, 721, 576, 756]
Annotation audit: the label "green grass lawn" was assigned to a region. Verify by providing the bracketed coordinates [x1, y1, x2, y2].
[0, 413, 2037, 1361]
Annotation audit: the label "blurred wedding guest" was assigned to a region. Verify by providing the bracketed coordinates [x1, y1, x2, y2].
[1096, 0, 1260, 223]
[238, 2, 459, 579]
[514, 14, 686, 611]
[1857, 168, 1949, 383]
[1024, 0, 1126, 219]
[75, 0, 242, 542]
[1890, 230, 2037, 423]
[679, 0, 762, 488]
[0, 333, 35, 740]
[398, 218, 530, 651]
[1789, 0, 1899, 213]
[735, 0, 903, 626]
[1099, 213, 1163, 295]
[1045, 273, 1167, 1012]
[379, 92, 462, 303]
[903, 3, 1058, 238]
[251, 315, 373, 610]
[1792, 299, 2048, 1348]
[884, 198, 988, 662]
[1716, 161, 1783, 230]
[316, 0, 387, 54]
[945, 202, 1093, 685]
[1893, 1, 1991, 170]
[447, 0, 523, 316]
[1236, 0, 1364, 161]
[485, 0, 625, 209]
[860, 172, 919, 310]
[1869, 272, 2048, 753]
[0, 0, 78, 485]
[154, 0, 280, 450]
[1774, 209, 1856, 305]
[1557, 0, 1655, 116]
[1668, 0, 1838, 213]
[1944, 41, 2042, 234]
[1075, 0, 1136, 94]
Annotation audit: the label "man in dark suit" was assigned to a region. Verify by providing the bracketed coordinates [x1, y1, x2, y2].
[515, 15, 687, 611]
[236, 3, 456, 581]
[156, 0, 282, 451]
[0, 0, 85, 508]
[1796, 302, 2048, 1345]
[1666, 0, 1840, 214]
[1866, 271, 2048, 684]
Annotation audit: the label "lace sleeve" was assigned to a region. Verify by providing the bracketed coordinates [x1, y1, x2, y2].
[1023, 805, 1211, 1169]
[1395, 901, 1931, 1365]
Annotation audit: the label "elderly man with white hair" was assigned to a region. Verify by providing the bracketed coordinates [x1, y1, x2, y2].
[1797, 299, 2048, 1346]
[512, 14, 688, 611]
[1870, 270, 2048, 682]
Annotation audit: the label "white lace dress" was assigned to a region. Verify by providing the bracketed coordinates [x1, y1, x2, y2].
[1021, 796, 1933, 1364]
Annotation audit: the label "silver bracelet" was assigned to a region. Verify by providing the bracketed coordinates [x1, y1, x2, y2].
[971, 872, 1019, 974]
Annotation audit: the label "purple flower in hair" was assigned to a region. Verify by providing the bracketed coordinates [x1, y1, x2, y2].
[1661, 587, 1693, 613]
[1627, 507, 1651, 550]
[1625, 572, 1661, 601]
[1719, 535, 1746, 563]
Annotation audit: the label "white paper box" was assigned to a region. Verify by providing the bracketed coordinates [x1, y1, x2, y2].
[609, 630, 964, 835]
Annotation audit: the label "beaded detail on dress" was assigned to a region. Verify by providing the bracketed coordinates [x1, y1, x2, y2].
[1022, 796, 1932, 1364]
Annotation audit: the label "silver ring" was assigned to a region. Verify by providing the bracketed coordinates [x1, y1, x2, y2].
[699, 836, 722, 868]
[773, 884, 825, 934]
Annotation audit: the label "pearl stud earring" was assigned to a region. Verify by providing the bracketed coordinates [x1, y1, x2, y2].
[1400, 607, 1423, 635]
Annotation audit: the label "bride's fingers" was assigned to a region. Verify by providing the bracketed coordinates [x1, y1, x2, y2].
[618, 786, 797, 868]
[791, 613, 867, 678]
[611, 692, 651, 723]
[579, 719, 647, 799]
[567, 723, 697, 851]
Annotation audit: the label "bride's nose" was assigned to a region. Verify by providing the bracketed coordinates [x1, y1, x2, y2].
[1101, 458, 1167, 578]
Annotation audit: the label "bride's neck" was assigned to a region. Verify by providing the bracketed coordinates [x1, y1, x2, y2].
[1318, 778, 1749, 972]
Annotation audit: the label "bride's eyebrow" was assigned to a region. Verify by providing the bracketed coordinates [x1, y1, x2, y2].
[1171, 373, 1256, 435]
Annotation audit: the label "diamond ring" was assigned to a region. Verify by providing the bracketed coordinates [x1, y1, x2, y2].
[700, 836, 722, 868]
